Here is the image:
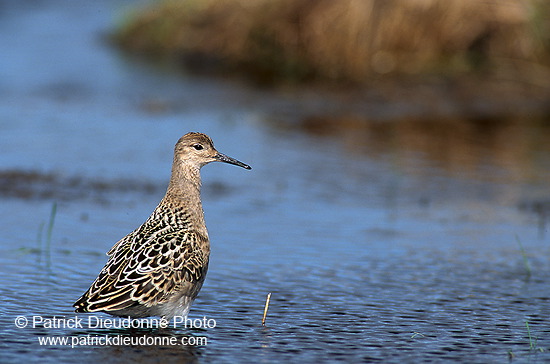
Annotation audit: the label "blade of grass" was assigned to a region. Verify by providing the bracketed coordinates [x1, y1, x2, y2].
[526, 321, 535, 351]
[36, 221, 45, 263]
[46, 202, 57, 248]
[516, 235, 531, 278]
[44, 202, 57, 268]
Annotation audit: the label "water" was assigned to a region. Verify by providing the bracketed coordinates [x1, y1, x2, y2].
[1, 1, 549, 363]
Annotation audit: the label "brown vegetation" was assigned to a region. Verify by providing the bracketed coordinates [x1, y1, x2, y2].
[115, 0, 550, 84]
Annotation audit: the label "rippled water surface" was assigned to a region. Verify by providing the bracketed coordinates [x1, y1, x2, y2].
[1, 1, 549, 363]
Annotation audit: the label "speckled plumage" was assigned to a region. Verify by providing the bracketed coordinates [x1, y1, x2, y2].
[74, 132, 251, 319]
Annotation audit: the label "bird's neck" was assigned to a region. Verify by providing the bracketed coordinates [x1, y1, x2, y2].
[165, 160, 203, 206]
[162, 159, 210, 245]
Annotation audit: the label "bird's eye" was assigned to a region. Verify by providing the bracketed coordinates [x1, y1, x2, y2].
[193, 144, 204, 150]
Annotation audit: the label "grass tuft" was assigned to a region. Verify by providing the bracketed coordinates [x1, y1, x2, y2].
[113, 0, 550, 84]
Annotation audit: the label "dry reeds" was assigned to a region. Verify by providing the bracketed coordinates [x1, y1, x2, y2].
[115, 0, 550, 84]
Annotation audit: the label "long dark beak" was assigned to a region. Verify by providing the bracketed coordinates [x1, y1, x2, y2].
[215, 153, 251, 170]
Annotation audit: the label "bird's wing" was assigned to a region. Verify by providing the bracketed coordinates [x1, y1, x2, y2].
[74, 221, 209, 313]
